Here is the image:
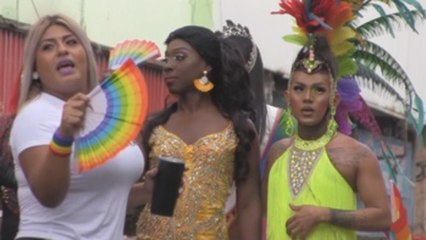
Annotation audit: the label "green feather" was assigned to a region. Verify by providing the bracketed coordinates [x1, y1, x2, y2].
[355, 64, 405, 103]
[392, 0, 418, 32]
[401, 0, 426, 17]
[356, 10, 425, 39]
[337, 55, 358, 78]
[408, 93, 425, 135]
[372, 3, 395, 37]
[282, 34, 306, 46]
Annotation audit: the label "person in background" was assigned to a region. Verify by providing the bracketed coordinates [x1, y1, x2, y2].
[0, 113, 19, 240]
[136, 25, 262, 240]
[262, 35, 391, 239]
[220, 20, 286, 176]
[218, 20, 287, 239]
[9, 14, 154, 240]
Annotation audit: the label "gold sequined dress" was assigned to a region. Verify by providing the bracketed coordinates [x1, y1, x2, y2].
[136, 123, 237, 240]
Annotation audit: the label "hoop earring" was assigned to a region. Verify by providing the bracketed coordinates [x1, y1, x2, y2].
[193, 70, 214, 92]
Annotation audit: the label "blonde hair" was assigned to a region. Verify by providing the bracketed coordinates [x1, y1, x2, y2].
[19, 14, 98, 108]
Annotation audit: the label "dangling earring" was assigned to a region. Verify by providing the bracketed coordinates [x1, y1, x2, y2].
[30, 71, 42, 93]
[329, 106, 338, 131]
[283, 106, 297, 136]
[32, 72, 39, 80]
[325, 105, 338, 138]
[193, 70, 214, 92]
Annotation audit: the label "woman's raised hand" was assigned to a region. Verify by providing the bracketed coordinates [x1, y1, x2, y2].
[59, 93, 89, 138]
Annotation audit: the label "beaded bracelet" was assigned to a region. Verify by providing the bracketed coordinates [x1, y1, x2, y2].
[49, 129, 74, 157]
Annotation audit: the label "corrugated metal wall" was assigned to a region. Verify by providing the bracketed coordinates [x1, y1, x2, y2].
[0, 17, 169, 116]
[0, 25, 24, 114]
[140, 63, 169, 114]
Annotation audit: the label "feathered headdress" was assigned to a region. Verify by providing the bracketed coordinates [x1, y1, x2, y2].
[272, 0, 358, 79]
[272, 0, 383, 136]
[273, 0, 425, 137]
[273, 0, 364, 135]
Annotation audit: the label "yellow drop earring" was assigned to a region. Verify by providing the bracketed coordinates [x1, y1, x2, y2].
[193, 70, 214, 92]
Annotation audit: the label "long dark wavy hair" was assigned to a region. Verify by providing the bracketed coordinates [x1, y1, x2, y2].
[142, 26, 256, 183]
[221, 34, 267, 144]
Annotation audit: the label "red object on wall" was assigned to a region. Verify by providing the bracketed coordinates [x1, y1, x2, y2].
[140, 63, 169, 114]
[0, 24, 24, 114]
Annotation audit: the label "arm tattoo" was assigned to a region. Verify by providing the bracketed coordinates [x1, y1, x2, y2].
[330, 209, 356, 228]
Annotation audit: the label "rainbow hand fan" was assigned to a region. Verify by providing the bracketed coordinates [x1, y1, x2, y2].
[108, 39, 160, 70]
[75, 59, 148, 172]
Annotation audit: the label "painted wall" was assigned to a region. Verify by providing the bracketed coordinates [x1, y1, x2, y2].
[355, 129, 415, 236]
[0, 0, 214, 55]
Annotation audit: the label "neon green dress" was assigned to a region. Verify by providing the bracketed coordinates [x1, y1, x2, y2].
[267, 145, 357, 239]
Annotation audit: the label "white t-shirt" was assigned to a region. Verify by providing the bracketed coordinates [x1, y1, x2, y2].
[260, 104, 281, 155]
[10, 93, 144, 240]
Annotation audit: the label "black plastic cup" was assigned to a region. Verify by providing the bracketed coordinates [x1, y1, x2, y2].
[150, 156, 185, 216]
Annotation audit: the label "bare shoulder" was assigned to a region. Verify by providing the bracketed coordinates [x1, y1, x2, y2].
[267, 138, 292, 167]
[328, 133, 377, 164]
[327, 133, 378, 190]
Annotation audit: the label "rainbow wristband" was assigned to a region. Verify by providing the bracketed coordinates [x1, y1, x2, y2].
[49, 129, 74, 157]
